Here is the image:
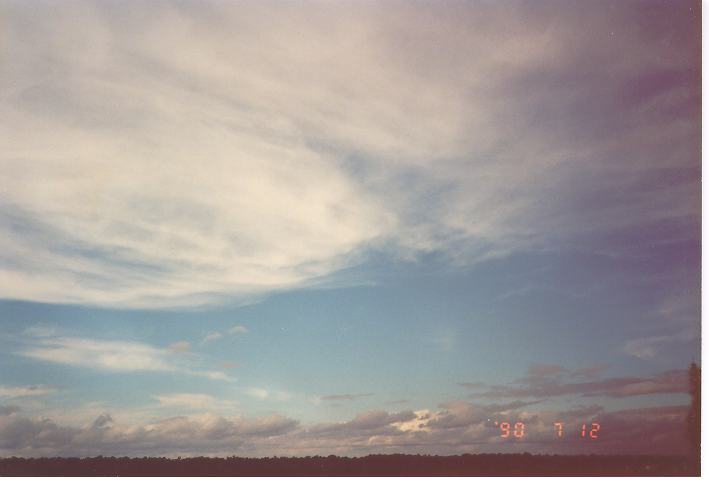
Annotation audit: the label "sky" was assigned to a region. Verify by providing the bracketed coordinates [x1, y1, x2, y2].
[0, 0, 701, 457]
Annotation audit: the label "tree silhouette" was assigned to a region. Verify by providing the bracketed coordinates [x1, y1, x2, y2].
[687, 362, 700, 470]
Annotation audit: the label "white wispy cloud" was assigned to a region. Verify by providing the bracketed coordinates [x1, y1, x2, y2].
[0, 385, 56, 399]
[623, 330, 697, 360]
[245, 388, 291, 402]
[245, 388, 268, 400]
[19, 337, 174, 372]
[201, 332, 223, 346]
[199, 327, 247, 346]
[17, 336, 231, 381]
[316, 393, 372, 403]
[153, 393, 238, 413]
[167, 341, 191, 353]
[0, 1, 698, 308]
[189, 370, 232, 382]
[23, 325, 59, 338]
[154, 393, 217, 409]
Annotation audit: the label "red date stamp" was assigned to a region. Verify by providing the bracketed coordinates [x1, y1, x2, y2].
[493, 421, 600, 439]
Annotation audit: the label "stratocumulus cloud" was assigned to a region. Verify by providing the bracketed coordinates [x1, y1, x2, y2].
[0, 402, 691, 457]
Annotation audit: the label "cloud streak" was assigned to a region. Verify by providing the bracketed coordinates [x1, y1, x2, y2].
[462, 366, 688, 399]
[201, 332, 222, 346]
[319, 393, 373, 402]
[0, 385, 56, 400]
[17, 336, 231, 381]
[153, 393, 237, 412]
[245, 388, 291, 402]
[167, 341, 191, 354]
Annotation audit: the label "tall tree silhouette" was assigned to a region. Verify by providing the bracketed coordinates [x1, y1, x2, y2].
[687, 362, 700, 469]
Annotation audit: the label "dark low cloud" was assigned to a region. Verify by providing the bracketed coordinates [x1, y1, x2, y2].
[464, 365, 688, 399]
[457, 382, 487, 390]
[0, 410, 299, 457]
[569, 365, 608, 380]
[306, 410, 416, 440]
[0, 406, 20, 416]
[319, 393, 373, 401]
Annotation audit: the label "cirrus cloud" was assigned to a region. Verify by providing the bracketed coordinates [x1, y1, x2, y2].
[0, 0, 699, 308]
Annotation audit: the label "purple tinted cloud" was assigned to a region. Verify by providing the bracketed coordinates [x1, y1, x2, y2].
[462, 365, 688, 399]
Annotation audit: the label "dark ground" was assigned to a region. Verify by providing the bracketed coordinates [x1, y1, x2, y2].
[0, 454, 700, 476]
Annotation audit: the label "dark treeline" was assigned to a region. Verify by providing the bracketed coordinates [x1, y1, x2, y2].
[688, 362, 701, 465]
[0, 454, 699, 476]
